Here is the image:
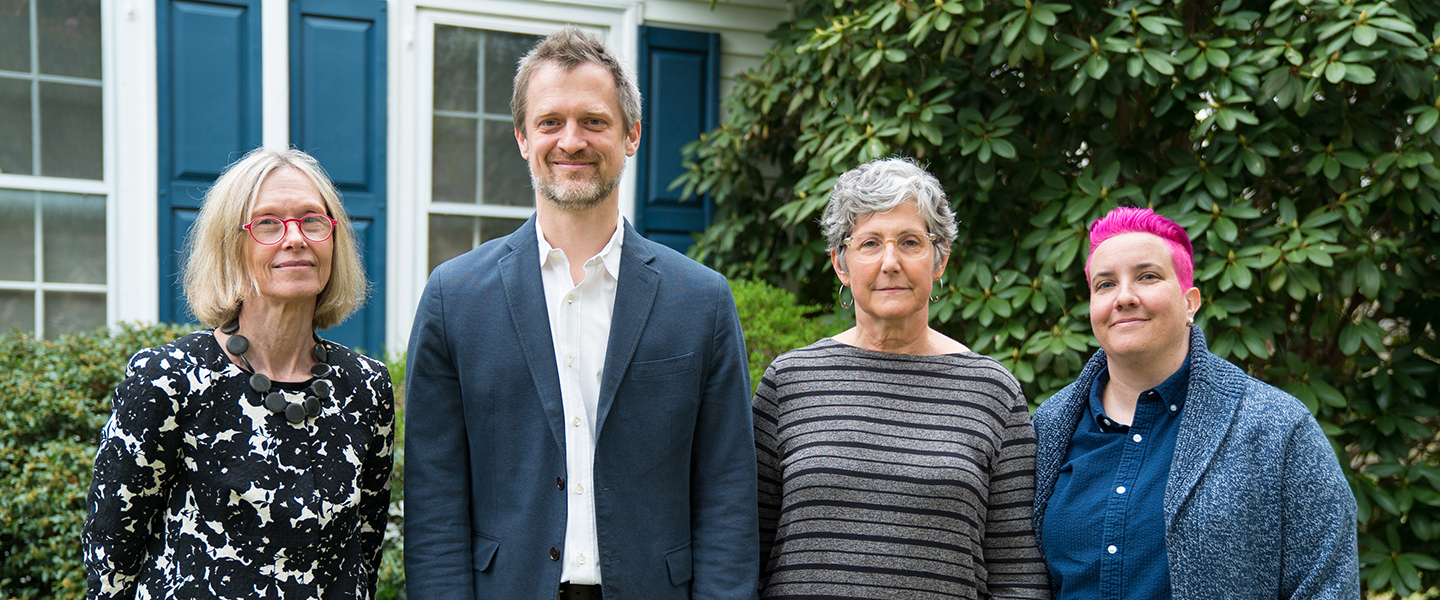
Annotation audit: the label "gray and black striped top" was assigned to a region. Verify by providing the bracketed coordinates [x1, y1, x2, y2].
[754, 338, 1050, 599]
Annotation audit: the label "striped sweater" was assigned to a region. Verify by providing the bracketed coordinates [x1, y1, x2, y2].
[754, 338, 1051, 599]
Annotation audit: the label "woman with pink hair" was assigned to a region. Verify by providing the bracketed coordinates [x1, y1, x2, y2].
[1030, 207, 1358, 600]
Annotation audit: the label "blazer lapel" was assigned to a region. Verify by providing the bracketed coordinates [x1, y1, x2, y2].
[1164, 327, 1241, 530]
[500, 216, 567, 453]
[594, 222, 659, 439]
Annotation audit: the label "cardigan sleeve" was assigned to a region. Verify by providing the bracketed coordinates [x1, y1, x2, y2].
[982, 377, 1053, 599]
[753, 360, 783, 590]
[82, 346, 191, 599]
[1278, 414, 1360, 600]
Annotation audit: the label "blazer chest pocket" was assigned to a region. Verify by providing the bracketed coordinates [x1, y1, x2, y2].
[628, 352, 695, 381]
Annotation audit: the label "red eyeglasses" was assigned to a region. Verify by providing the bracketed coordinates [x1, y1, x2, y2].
[241, 213, 336, 245]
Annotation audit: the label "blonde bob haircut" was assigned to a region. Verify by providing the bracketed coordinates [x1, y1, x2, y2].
[182, 147, 367, 330]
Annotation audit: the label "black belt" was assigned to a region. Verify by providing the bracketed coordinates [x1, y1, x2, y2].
[559, 583, 602, 600]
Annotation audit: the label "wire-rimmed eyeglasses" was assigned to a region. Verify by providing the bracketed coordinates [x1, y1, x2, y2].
[841, 232, 939, 263]
[242, 213, 336, 245]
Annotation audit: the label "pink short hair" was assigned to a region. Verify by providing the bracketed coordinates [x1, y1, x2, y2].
[1085, 207, 1195, 289]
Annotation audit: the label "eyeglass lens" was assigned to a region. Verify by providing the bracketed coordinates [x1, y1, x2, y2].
[248, 214, 333, 244]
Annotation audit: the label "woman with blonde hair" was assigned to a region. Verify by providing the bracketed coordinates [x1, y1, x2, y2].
[82, 148, 394, 599]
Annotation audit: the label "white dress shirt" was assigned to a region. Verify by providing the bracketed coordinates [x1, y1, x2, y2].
[536, 215, 624, 585]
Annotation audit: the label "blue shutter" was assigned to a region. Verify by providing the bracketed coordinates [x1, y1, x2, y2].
[289, 0, 386, 355]
[635, 27, 720, 254]
[156, 0, 263, 323]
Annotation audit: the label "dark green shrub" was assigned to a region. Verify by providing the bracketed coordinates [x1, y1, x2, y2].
[731, 279, 850, 386]
[0, 323, 194, 599]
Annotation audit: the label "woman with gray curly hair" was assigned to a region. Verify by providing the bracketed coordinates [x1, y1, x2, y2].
[753, 157, 1050, 598]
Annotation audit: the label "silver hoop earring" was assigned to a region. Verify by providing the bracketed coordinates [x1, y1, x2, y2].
[930, 278, 944, 303]
[839, 284, 854, 309]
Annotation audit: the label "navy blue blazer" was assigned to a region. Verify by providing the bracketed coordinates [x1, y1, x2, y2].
[404, 217, 757, 600]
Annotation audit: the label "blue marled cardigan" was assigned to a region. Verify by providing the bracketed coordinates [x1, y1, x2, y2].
[1031, 326, 1359, 600]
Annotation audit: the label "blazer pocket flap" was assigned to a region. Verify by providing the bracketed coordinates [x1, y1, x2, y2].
[629, 353, 696, 381]
[472, 533, 500, 572]
[665, 542, 693, 586]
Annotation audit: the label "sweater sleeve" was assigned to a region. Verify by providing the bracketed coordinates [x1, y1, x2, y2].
[753, 360, 783, 590]
[983, 377, 1053, 599]
[1279, 414, 1359, 600]
[82, 347, 191, 599]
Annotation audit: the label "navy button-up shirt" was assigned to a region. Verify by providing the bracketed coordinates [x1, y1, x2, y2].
[1042, 354, 1191, 600]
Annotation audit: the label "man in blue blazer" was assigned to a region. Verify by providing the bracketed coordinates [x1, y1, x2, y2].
[404, 27, 757, 600]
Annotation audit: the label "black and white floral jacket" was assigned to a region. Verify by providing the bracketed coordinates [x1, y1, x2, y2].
[83, 331, 395, 599]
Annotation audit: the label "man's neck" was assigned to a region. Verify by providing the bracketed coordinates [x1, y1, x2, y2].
[536, 198, 620, 285]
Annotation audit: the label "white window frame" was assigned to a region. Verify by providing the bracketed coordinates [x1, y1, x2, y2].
[107, 0, 161, 329]
[386, 0, 641, 352]
[0, 0, 120, 337]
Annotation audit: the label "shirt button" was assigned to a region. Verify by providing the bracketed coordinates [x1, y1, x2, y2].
[1133, 433, 1143, 442]
[556, 477, 565, 489]
[1170, 404, 1178, 412]
[577, 554, 587, 565]
[1107, 545, 1117, 554]
[566, 356, 574, 367]
[575, 485, 584, 495]
[566, 294, 575, 303]
[1117, 486, 1126, 494]
[572, 417, 581, 428]
[550, 547, 561, 560]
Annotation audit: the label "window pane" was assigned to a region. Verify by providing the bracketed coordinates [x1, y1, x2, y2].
[432, 115, 477, 204]
[427, 214, 522, 273]
[482, 120, 531, 207]
[37, 0, 101, 79]
[39, 81, 102, 179]
[0, 290, 34, 335]
[0, 77, 33, 175]
[0, 188, 36, 280]
[434, 25, 479, 112]
[483, 31, 538, 115]
[42, 191, 104, 284]
[0, 0, 29, 72]
[44, 290, 104, 338]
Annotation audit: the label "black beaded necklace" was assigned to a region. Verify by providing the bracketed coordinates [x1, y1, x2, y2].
[221, 320, 334, 424]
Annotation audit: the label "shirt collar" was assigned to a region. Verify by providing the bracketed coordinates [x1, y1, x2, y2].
[1088, 352, 1192, 429]
[536, 213, 626, 280]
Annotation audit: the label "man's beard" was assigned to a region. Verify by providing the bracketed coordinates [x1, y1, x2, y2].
[531, 152, 622, 212]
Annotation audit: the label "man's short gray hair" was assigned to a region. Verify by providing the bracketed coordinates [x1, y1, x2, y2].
[821, 157, 958, 272]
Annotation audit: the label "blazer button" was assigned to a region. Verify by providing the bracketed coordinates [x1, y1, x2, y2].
[549, 547, 561, 561]
[556, 476, 565, 489]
